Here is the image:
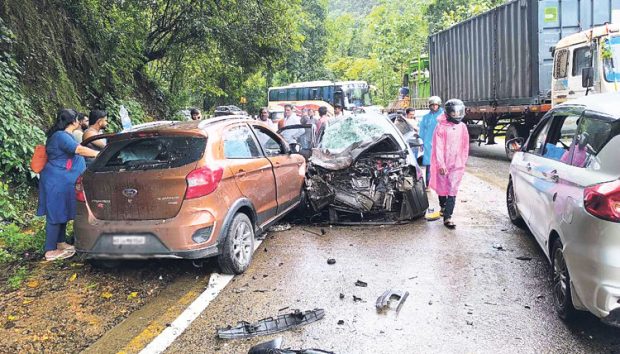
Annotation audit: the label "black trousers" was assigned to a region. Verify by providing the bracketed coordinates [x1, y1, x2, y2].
[439, 196, 456, 220]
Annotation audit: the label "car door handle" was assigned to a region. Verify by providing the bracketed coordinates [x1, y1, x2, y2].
[235, 169, 246, 177]
[548, 169, 559, 183]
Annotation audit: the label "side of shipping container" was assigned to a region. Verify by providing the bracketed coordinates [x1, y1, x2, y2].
[429, 0, 620, 107]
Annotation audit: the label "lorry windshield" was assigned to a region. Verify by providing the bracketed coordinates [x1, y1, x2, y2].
[345, 87, 372, 107]
[603, 37, 620, 82]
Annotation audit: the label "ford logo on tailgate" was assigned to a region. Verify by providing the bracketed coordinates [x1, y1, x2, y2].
[122, 188, 138, 198]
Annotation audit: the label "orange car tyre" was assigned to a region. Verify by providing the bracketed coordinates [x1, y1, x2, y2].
[218, 213, 255, 274]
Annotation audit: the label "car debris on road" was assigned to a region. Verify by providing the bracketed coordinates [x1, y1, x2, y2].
[217, 309, 325, 339]
[248, 337, 335, 354]
[376, 290, 409, 314]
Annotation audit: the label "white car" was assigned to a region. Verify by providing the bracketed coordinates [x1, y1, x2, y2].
[507, 93, 620, 325]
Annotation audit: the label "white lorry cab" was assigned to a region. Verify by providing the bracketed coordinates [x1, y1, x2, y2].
[552, 24, 620, 106]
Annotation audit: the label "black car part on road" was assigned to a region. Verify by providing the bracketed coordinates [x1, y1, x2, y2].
[217, 308, 325, 339]
[248, 337, 335, 354]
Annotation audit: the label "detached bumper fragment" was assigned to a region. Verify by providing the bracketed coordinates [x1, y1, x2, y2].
[376, 289, 409, 314]
[217, 308, 325, 339]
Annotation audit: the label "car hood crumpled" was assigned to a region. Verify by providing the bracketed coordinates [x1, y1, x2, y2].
[310, 134, 403, 171]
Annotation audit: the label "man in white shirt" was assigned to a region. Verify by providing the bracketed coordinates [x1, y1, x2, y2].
[281, 104, 301, 127]
[405, 107, 420, 133]
[280, 104, 302, 142]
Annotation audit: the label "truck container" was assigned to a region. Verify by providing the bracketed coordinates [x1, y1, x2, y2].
[428, 0, 620, 157]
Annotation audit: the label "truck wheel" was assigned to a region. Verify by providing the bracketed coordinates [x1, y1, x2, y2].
[218, 213, 254, 274]
[505, 124, 524, 160]
[551, 238, 576, 321]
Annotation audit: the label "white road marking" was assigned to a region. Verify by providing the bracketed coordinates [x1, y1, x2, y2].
[139, 239, 263, 354]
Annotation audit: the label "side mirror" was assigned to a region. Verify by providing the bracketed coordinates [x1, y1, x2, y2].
[506, 137, 525, 153]
[582, 67, 594, 88]
[289, 143, 301, 154]
[408, 136, 423, 148]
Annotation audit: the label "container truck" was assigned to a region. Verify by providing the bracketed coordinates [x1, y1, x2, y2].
[428, 0, 620, 158]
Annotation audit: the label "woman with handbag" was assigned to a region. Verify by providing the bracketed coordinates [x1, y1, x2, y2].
[37, 109, 100, 261]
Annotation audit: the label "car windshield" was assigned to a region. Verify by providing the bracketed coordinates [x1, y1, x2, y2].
[319, 114, 403, 152]
[603, 36, 620, 82]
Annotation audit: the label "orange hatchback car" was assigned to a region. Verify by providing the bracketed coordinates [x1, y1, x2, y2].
[74, 117, 306, 274]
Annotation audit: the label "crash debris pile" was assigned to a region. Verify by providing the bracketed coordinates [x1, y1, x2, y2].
[306, 137, 426, 223]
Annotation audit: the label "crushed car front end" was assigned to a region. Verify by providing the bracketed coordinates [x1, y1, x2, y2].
[306, 114, 428, 223]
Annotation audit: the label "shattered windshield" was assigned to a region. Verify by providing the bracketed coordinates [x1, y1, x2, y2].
[319, 114, 403, 152]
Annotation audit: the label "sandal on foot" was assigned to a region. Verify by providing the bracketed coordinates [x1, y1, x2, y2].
[45, 249, 75, 261]
[444, 218, 456, 229]
[57, 242, 75, 251]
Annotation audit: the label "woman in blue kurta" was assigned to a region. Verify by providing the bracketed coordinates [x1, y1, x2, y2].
[419, 96, 444, 189]
[37, 109, 100, 261]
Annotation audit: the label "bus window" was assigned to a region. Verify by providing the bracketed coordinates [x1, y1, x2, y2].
[277, 90, 286, 101]
[287, 88, 297, 101]
[309, 88, 318, 100]
[299, 87, 310, 101]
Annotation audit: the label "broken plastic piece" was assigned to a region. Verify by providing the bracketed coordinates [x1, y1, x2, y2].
[248, 337, 335, 354]
[218, 308, 325, 339]
[327, 258, 336, 265]
[376, 289, 409, 314]
[354, 280, 367, 287]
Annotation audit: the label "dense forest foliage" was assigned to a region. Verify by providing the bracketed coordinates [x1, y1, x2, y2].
[0, 0, 507, 226]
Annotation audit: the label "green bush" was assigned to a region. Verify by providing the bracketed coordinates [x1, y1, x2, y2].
[7, 266, 28, 290]
[0, 222, 45, 256]
[0, 19, 46, 187]
[0, 248, 18, 264]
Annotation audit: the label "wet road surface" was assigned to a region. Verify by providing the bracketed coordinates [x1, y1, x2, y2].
[161, 144, 620, 353]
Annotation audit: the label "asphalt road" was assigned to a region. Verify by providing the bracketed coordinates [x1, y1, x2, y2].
[163, 143, 620, 354]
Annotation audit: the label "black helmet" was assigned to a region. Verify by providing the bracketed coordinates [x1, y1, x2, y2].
[444, 99, 466, 123]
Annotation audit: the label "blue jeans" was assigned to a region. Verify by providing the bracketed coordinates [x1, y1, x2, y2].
[45, 220, 67, 251]
[425, 165, 431, 187]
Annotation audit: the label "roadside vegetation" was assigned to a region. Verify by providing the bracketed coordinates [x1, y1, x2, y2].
[0, 0, 506, 290]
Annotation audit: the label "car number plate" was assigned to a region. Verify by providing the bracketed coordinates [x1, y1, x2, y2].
[112, 236, 146, 245]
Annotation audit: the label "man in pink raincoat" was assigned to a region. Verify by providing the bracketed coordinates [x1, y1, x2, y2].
[429, 99, 470, 228]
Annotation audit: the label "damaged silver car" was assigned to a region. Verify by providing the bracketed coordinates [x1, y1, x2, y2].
[280, 113, 428, 224]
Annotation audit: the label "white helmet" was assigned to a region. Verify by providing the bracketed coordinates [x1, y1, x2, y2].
[428, 96, 442, 106]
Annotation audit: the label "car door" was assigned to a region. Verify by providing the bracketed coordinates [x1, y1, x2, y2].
[529, 108, 582, 249]
[222, 123, 278, 225]
[277, 124, 315, 159]
[511, 115, 553, 227]
[522, 107, 582, 245]
[251, 125, 305, 216]
[567, 46, 591, 100]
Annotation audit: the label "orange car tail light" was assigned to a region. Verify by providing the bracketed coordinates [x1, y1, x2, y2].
[75, 175, 86, 202]
[185, 166, 224, 199]
[584, 179, 620, 223]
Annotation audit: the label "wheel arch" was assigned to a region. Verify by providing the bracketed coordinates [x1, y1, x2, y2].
[216, 198, 257, 252]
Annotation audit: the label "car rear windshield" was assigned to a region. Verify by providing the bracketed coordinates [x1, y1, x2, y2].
[91, 136, 207, 172]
